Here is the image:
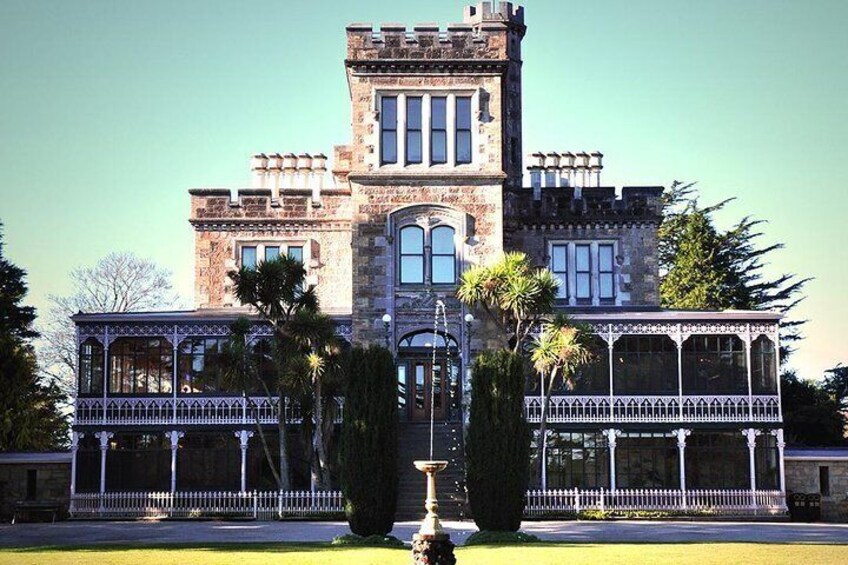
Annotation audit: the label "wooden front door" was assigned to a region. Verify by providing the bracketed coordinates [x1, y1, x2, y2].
[401, 359, 450, 422]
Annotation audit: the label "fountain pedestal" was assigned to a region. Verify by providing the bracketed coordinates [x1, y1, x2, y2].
[411, 460, 456, 565]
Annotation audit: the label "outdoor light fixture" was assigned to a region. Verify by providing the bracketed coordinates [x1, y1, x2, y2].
[382, 313, 392, 349]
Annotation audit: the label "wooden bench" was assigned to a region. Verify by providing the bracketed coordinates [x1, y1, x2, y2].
[12, 500, 60, 524]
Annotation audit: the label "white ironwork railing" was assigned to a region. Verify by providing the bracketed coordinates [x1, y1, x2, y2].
[525, 488, 786, 516]
[525, 395, 780, 423]
[70, 490, 345, 519]
[74, 396, 344, 426]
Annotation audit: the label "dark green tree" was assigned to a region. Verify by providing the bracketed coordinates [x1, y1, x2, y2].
[659, 182, 809, 356]
[822, 364, 848, 411]
[780, 370, 846, 446]
[0, 222, 68, 450]
[465, 350, 530, 532]
[340, 346, 398, 536]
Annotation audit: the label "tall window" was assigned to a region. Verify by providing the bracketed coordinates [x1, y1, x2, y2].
[380, 96, 398, 165]
[575, 244, 591, 300]
[544, 432, 609, 489]
[406, 96, 422, 164]
[455, 96, 472, 164]
[264, 246, 280, 262]
[551, 244, 568, 299]
[430, 226, 456, 284]
[682, 335, 747, 394]
[399, 226, 425, 284]
[431, 97, 447, 164]
[613, 335, 678, 394]
[685, 431, 749, 489]
[598, 244, 615, 300]
[287, 246, 304, 264]
[178, 338, 227, 394]
[79, 339, 104, 396]
[109, 338, 173, 394]
[751, 335, 777, 393]
[241, 246, 257, 269]
[616, 433, 679, 489]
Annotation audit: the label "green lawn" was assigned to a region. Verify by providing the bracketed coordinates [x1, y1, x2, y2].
[2, 543, 847, 565]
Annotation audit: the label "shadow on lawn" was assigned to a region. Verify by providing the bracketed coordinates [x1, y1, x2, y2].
[7, 543, 409, 554]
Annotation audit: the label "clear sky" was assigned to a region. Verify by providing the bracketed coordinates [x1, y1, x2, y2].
[1, 0, 845, 379]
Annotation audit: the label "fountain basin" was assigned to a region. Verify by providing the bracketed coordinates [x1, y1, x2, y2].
[413, 460, 448, 474]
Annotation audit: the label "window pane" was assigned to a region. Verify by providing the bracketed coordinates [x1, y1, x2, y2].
[555, 273, 567, 299]
[600, 273, 614, 299]
[381, 96, 397, 126]
[431, 226, 455, 255]
[551, 245, 567, 273]
[407, 97, 422, 129]
[576, 273, 591, 299]
[400, 226, 424, 254]
[401, 256, 424, 284]
[381, 131, 397, 164]
[287, 246, 304, 264]
[432, 256, 455, 284]
[397, 365, 407, 409]
[456, 130, 472, 164]
[415, 364, 425, 409]
[599, 245, 614, 271]
[264, 246, 280, 262]
[241, 246, 257, 269]
[576, 245, 590, 271]
[432, 97, 447, 129]
[431, 131, 447, 164]
[456, 97, 472, 129]
[406, 131, 422, 164]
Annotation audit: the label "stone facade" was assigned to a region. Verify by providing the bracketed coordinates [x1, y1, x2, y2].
[0, 457, 71, 521]
[785, 453, 848, 522]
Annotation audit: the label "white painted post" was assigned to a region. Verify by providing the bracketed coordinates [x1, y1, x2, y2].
[607, 325, 615, 424]
[70, 432, 81, 499]
[675, 428, 691, 509]
[745, 324, 754, 421]
[603, 428, 621, 492]
[772, 428, 786, 494]
[102, 327, 109, 425]
[167, 431, 184, 494]
[95, 431, 113, 502]
[235, 430, 254, 492]
[742, 428, 761, 509]
[676, 324, 684, 422]
[172, 328, 179, 424]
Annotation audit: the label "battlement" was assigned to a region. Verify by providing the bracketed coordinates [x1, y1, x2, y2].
[505, 185, 664, 227]
[346, 3, 525, 65]
[526, 150, 605, 189]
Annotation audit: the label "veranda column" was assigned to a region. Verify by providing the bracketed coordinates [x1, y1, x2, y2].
[603, 428, 621, 492]
[674, 428, 691, 509]
[94, 431, 113, 494]
[745, 324, 754, 421]
[235, 430, 254, 492]
[742, 428, 761, 507]
[771, 428, 786, 493]
[675, 325, 684, 421]
[70, 431, 81, 497]
[167, 431, 184, 493]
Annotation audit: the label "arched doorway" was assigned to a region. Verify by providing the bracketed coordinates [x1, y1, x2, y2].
[396, 330, 460, 422]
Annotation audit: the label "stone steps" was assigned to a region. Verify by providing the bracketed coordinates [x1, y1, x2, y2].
[396, 421, 466, 521]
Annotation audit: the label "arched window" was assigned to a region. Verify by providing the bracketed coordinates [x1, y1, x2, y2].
[751, 335, 777, 394]
[398, 330, 458, 350]
[431, 226, 456, 284]
[109, 338, 173, 394]
[682, 335, 747, 394]
[613, 335, 678, 394]
[79, 339, 104, 396]
[399, 226, 425, 284]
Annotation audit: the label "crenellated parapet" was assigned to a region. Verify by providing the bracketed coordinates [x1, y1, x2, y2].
[504, 185, 664, 227]
[346, 2, 525, 72]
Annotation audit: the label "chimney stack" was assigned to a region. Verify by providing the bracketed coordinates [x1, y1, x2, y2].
[250, 154, 268, 189]
[311, 153, 327, 204]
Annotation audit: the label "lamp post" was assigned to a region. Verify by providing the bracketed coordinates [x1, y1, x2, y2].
[382, 313, 392, 349]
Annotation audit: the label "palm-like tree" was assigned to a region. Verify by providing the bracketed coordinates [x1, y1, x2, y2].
[530, 313, 595, 488]
[457, 252, 559, 353]
[228, 255, 337, 491]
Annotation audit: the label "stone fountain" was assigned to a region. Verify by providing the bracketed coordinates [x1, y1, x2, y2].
[411, 300, 457, 565]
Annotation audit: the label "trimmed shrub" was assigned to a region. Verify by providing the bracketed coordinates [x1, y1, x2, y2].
[465, 350, 531, 532]
[340, 345, 398, 536]
[331, 534, 406, 547]
[464, 530, 541, 546]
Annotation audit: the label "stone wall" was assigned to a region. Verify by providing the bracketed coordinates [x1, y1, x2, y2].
[785, 459, 848, 522]
[0, 462, 70, 521]
[190, 189, 353, 315]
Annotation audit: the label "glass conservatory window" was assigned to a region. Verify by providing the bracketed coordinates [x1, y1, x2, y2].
[78, 339, 104, 396]
[108, 338, 173, 394]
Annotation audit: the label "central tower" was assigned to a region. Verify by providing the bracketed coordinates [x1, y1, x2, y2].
[336, 2, 527, 346]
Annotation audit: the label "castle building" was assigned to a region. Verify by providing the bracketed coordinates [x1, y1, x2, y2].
[70, 3, 786, 519]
